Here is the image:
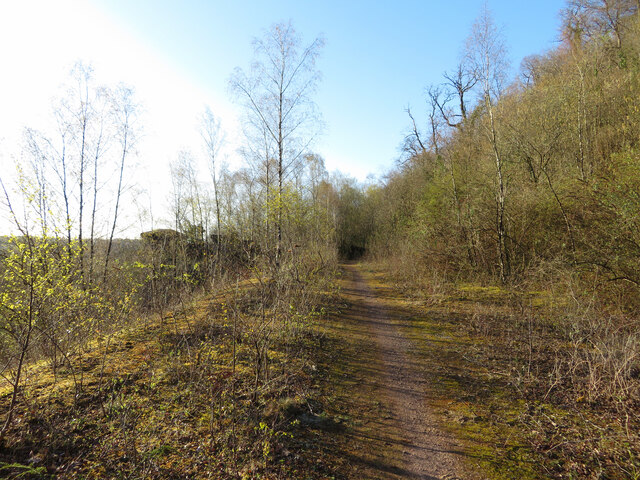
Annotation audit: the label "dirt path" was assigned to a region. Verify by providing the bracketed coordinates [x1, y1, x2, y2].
[328, 264, 483, 479]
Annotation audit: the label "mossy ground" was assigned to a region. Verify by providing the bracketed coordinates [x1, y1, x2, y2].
[2, 264, 637, 479]
[358, 262, 640, 480]
[350, 267, 537, 479]
[0, 279, 343, 479]
[309, 266, 424, 479]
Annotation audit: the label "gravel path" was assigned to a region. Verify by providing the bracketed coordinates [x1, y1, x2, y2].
[336, 264, 482, 480]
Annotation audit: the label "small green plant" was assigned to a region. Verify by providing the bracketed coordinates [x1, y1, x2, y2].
[0, 461, 49, 478]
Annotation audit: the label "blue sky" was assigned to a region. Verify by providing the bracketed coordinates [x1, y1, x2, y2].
[92, 0, 567, 178]
[0, 0, 566, 233]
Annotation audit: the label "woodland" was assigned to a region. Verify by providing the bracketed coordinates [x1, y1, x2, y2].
[1, 1, 640, 478]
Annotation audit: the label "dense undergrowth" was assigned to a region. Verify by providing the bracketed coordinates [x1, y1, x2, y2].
[0, 254, 342, 479]
[370, 258, 640, 479]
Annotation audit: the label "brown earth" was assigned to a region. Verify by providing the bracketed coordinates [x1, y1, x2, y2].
[322, 263, 485, 479]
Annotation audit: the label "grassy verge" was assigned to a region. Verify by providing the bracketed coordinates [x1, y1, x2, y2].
[0, 275, 343, 479]
[358, 263, 640, 480]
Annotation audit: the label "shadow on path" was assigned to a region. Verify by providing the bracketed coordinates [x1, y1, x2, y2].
[321, 264, 486, 479]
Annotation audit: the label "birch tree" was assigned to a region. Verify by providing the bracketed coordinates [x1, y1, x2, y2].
[466, 6, 511, 282]
[230, 22, 324, 265]
[200, 107, 225, 259]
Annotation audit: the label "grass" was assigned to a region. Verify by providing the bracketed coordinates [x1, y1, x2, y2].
[3, 260, 638, 479]
[359, 262, 640, 479]
[358, 266, 538, 478]
[0, 277, 344, 479]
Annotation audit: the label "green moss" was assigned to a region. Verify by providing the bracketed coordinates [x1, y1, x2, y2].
[458, 284, 507, 295]
[363, 268, 546, 479]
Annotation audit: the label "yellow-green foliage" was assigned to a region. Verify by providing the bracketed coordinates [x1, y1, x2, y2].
[0, 238, 97, 346]
[0, 235, 142, 386]
[365, 6, 640, 291]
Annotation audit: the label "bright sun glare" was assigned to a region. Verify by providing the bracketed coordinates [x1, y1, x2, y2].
[0, 0, 240, 236]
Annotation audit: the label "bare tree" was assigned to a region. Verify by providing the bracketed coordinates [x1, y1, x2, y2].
[201, 107, 225, 260]
[402, 106, 427, 158]
[520, 54, 545, 87]
[170, 150, 204, 237]
[230, 22, 324, 265]
[66, 63, 92, 280]
[466, 5, 511, 282]
[88, 87, 108, 285]
[442, 63, 478, 128]
[23, 62, 139, 285]
[424, 61, 477, 136]
[47, 63, 107, 281]
[563, 0, 639, 49]
[104, 85, 138, 283]
[23, 129, 52, 236]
